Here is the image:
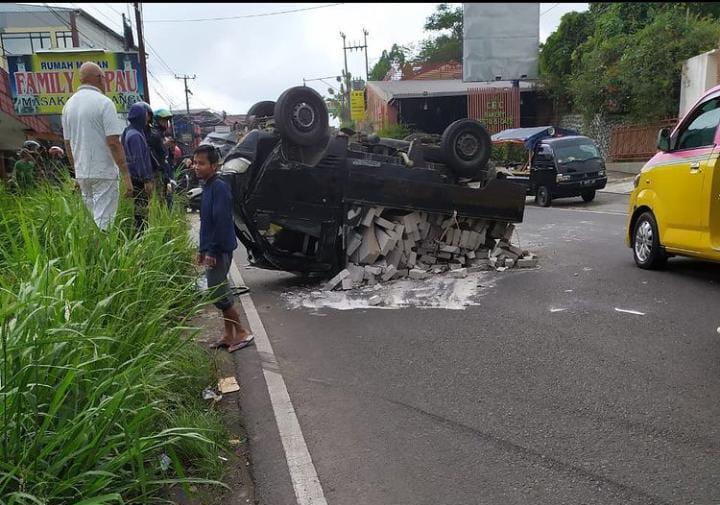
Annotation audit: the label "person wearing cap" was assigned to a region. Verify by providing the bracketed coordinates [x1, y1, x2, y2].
[148, 108, 175, 207]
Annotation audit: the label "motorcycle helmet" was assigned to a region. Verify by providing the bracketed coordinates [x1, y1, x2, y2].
[22, 140, 41, 152]
[154, 108, 173, 120]
[48, 146, 64, 158]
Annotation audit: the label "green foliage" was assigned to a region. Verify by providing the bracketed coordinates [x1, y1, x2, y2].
[491, 143, 529, 166]
[543, 2, 720, 121]
[538, 10, 595, 107]
[376, 122, 413, 139]
[0, 182, 224, 503]
[369, 3, 462, 80]
[416, 3, 463, 64]
[369, 44, 409, 81]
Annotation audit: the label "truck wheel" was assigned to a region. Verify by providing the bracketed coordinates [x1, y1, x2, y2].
[581, 190, 596, 202]
[247, 100, 276, 118]
[632, 211, 667, 269]
[441, 119, 491, 178]
[535, 186, 551, 207]
[274, 87, 329, 147]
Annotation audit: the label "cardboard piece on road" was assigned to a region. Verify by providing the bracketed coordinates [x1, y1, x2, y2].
[218, 376, 240, 394]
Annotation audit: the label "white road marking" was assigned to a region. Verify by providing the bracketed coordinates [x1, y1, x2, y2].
[550, 308, 567, 313]
[229, 261, 328, 505]
[614, 307, 646, 316]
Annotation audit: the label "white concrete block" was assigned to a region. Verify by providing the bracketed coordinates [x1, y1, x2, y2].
[381, 265, 397, 281]
[357, 226, 381, 264]
[361, 207, 377, 227]
[323, 269, 350, 291]
[517, 257, 539, 268]
[409, 268, 430, 280]
[374, 216, 396, 230]
[346, 232, 363, 257]
[341, 277, 354, 290]
[347, 264, 365, 283]
[407, 251, 417, 267]
[450, 268, 468, 278]
[368, 295, 382, 306]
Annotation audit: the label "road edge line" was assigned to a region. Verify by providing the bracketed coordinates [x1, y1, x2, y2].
[229, 261, 328, 505]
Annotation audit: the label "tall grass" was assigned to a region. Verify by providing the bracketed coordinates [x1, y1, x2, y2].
[0, 181, 225, 504]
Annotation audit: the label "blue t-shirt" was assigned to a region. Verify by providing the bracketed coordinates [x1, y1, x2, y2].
[199, 175, 238, 256]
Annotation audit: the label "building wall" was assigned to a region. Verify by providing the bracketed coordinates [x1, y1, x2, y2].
[679, 49, 720, 118]
[366, 86, 398, 131]
[77, 14, 124, 51]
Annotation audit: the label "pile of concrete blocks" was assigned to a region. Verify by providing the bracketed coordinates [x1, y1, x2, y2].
[324, 206, 538, 291]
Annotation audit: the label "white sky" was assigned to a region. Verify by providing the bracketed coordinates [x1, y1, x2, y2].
[43, 2, 588, 114]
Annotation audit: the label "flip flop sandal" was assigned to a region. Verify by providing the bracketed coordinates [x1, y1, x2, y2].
[209, 339, 230, 349]
[227, 335, 255, 353]
[232, 286, 250, 295]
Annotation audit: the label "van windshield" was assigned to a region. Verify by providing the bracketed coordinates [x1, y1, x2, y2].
[553, 139, 602, 164]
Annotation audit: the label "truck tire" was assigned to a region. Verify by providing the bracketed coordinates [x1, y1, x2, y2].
[274, 87, 329, 147]
[441, 119, 491, 178]
[536, 185, 551, 207]
[247, 100, 276, 118]
[581, 190, 596, 202]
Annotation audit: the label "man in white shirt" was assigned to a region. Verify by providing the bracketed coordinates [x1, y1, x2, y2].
[62, 62, 132, 231]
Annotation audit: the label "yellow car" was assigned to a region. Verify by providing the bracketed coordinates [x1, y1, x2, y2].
[627, 85, 720, 268]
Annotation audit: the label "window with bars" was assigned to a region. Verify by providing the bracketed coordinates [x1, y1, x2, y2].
[0, 32, 52, 55]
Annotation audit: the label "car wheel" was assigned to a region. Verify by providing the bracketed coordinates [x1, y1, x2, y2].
[581, 190, 596, 202]
[274, 87, 329, 147]
[247, 100, 276, 118]
[632, 211, 667, 269]
[535, 185, 551, 207]
[440, 119, 491, 178]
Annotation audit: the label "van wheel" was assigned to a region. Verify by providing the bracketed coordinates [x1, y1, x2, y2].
[581, 190, 596, 202]
[632, 211, 667, 269]
[535, 186, 551, 207]
[274, 87, 329, 147]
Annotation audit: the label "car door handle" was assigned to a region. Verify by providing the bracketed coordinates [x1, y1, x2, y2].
[690, 162, 701, 171]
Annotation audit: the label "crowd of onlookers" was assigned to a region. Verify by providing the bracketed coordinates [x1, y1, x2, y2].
[3, 139, 72, 191]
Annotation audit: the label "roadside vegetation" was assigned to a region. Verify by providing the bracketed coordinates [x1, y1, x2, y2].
[0, 181, 226, 504]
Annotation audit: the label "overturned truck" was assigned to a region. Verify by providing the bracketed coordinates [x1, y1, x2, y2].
[220, 86, 528, 279]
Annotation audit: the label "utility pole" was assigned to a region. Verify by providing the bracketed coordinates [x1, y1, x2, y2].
[133, 2, 150, 103]
[340, 30, 369, 123]
[175, 74, 196, 116]
[363, 29, 369, 82]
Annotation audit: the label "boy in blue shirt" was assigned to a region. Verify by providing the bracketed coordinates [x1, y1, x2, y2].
[194, 145, 254, 352]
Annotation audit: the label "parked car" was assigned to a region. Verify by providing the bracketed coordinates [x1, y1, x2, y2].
[492, 127, 608, 206]
[627, 84, 720, 269]
[219, 86, 527, 275]
[199, 131, 237, 160]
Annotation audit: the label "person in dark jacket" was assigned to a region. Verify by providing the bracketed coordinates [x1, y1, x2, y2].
[194, 144, 254, 352]
[149, 108, 175, 208]
[122, 102, 155, 233]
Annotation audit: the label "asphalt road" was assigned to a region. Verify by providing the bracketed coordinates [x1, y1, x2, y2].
[231, 192, 720, 505]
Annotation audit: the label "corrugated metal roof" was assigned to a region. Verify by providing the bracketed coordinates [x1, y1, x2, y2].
[0, 3, 72, 13]
[367, 79, 536, 102]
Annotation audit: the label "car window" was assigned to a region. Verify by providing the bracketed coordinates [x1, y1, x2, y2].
[554, 140, 602, 164]
[676, 98, 720, 150]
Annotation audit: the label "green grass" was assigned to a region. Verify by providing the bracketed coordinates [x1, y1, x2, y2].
[0, 180, 227, 504]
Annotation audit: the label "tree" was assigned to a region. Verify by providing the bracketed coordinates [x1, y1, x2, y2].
[538, 10, 595, 108]
[416, 3, 463, 63]
[368, 3, 462, 80]
[369, 44, 409, 81]
[543, 2, 720, 121]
